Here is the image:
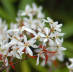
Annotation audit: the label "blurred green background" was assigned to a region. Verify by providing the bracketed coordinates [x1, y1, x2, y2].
[0, 0, 73, 72]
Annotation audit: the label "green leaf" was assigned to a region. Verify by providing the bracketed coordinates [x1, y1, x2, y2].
[1, 0, 16, 20]
[20, 60, 31, 72]
[53, 67, 69, 72]
[28, 59, 48, 72]
[19, 0, 34, 10]
[0, 7, 9, 20]
[62, 21, 73, 38]
[63, 42, 73, 57]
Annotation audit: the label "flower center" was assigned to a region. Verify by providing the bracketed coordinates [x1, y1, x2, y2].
[24, 42, 30, 47]
[46, 35, 49, 38]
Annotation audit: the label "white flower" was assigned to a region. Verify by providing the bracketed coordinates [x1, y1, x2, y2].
[66, 58, 73, 71]
[18, 5, 31, 17]
[43, 17, 62, 32]
[43, 17, 53, 23]
[0, 18, 8, 42]
[37, 27, 50, 43]
[21, 26, 36, 35]
[55, 38, 63, 46]
[10, 35, 36, 56]
[23, 17, 45, 31]
[8, 44, 24, 59]
[49, 39, 56, 47]
[10, 23, 18, 29]
[23, 35, 36, 56]
[0, 18, 8, 58]
[50, 21, 62, 32]
[18, 3, 44, 19]
[56, 47, 66, 61]
[32, 3, 44, 18]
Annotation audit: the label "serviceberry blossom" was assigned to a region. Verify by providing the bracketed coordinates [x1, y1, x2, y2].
[0, 3, 69, 71]
[34, 17, 66, 66]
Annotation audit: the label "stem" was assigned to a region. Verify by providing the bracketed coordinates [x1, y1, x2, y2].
[0, 58, 26, 72]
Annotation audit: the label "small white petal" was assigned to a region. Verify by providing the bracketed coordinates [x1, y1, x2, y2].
[59, 47, 66, 51]
[36, 54, 40, 65]
[24, 35, 27, 42]
[26, 47, 33, 56]
[38, 32, 45, 37]
[44, 27, 50, 35]
[21, 26, 36, 35]
[44, 38, 48, 43]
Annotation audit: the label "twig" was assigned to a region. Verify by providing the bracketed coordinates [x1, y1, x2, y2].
[0, 58, 26, 72]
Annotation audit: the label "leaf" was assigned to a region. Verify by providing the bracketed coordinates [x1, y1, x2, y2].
[1, 0, 16, 20]
[63, 42, 73, 57]
[15, 62, 21, 72]
[19, 0, 34, 10]
[53, 67, 69, 72]
[62, 21, 73, 38]
[0, 7, 10, 20]
[28, 58, 48, 72]
[20, 60, 31, 72]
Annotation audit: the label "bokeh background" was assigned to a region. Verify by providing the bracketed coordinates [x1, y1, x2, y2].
[0, 0, 73, 72]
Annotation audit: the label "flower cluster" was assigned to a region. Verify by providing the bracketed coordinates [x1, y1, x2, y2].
[0, 3, 67, 70]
